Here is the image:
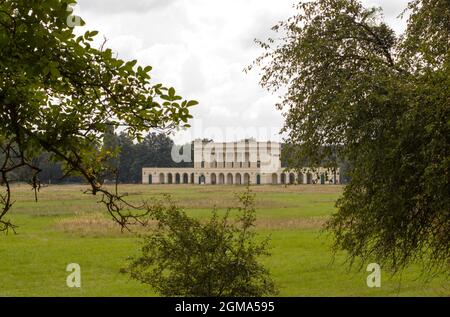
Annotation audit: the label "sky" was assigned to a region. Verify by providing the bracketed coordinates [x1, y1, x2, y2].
[74, 0, 410, 144]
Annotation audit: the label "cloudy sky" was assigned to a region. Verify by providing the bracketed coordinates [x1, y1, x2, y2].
[75, 0, 410, 143]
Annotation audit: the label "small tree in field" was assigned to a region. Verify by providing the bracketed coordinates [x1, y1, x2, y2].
[124, 188, 277, 297]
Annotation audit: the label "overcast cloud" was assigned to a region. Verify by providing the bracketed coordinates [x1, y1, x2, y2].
[75, 0, 410, 143]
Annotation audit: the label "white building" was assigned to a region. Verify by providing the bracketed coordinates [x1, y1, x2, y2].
[142, 139, 339, 185]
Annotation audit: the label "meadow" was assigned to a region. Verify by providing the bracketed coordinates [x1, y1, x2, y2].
[0, 184, 448, 296]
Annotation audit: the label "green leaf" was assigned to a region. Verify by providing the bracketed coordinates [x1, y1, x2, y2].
[168, 87, 175, 98]
[186, 100, 199, 107]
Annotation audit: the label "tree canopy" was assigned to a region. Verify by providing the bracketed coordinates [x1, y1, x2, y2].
[0, 0, 197, 231]
[251, 0, 449, 273]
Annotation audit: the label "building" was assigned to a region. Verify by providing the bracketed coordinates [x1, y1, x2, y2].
[142, 139, 340, 185]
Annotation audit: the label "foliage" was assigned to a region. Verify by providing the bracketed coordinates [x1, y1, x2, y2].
[125, 188, 277, 297]
[0, 0, 197, 231]
[112, 132, 193, 183]
[251, 0, 449, 273]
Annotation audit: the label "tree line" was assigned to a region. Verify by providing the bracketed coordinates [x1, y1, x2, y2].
[3, 132, 191, 185]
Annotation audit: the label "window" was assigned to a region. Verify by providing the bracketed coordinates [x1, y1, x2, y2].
[201, 161, 205, 168]
[257, 160, 261, 168]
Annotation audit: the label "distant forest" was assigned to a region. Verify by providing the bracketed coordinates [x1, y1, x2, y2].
[6, 132, 350, 184]
[3, 132, 191, 185]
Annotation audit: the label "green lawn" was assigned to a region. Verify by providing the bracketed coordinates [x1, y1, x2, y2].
[0, 184, 448, 296]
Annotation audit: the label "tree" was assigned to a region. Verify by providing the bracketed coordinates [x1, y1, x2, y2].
[102, 125, 120, 182]
[124, 188, 277, 297]
[0, 0, 198, 232]
[140, 133, 178, 168]
[115, 132, 194, 183]
[116, 132, 138, 183]
[251, 0, 449, 273]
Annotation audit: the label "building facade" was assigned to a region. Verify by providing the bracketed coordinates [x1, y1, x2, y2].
[142, 140, 340, 185]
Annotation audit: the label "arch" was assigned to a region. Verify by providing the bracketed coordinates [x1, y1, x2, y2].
[256, 174, 261, 185]
[211, 173, 217, 185]
[148, 174, 152, 184]
[244, 173, 251, 185]
[226, 173, 233, 185]
[218, 173, 225, 184]
[298, 173, 304, 184]
[190, 173, 195, 184]
[235, 173, 242, 185]
[199, 174, 205, 184]
[280, 173, 286, 184]
[175, 173, 181, 184]
[320, 173, 325, 184]
[271, 173, 278, 184]
[159, 173, 165, 184]
[306, 172, 312, 184]
[183, 173, 189, 184]
[289, 173, 295, 184]
[168, 173, 173, 184]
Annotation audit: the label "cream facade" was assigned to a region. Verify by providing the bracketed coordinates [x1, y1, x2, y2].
[142, 140, 340, 185]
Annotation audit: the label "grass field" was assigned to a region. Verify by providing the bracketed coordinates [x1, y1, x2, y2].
[0, 184, 448, 296]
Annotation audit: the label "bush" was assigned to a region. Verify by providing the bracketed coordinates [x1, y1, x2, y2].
[124, 188, 277, 296]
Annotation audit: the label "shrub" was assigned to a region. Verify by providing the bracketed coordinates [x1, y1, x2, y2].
[124, 188, 277, 296]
